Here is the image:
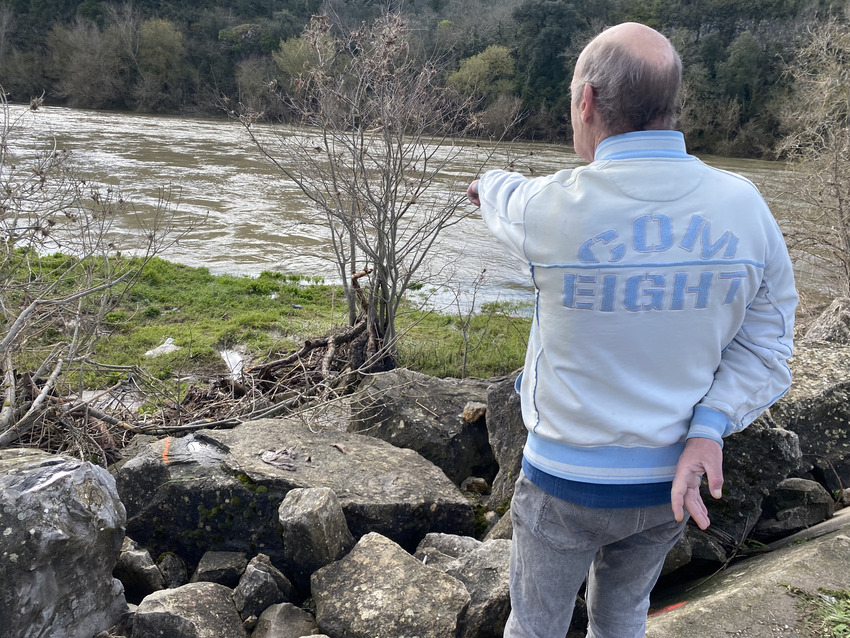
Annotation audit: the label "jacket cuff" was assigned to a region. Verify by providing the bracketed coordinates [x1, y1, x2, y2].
[687, 405, 729, 447]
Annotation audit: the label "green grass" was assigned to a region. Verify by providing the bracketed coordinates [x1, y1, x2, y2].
[6, 250, 529, 388]
[787, 587, 850, 637]
[89, 257, 530, 383]
[91, 258, 349, 382]
[818, 591, 850, 637]
[396, 300, 531, 378]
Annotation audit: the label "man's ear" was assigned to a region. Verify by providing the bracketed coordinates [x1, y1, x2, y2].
[580, 82, 595, 123]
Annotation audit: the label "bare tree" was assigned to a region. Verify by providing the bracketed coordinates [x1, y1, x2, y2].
[240, 11, 514, 368]
[46, 17, 127, 109]
[0, 91, 185, 454]
[779, 19, 850, 297]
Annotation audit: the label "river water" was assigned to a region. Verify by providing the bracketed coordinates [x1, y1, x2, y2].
[9, 105, 801, 309]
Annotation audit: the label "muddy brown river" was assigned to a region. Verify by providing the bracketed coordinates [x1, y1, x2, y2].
[11, 105, 810, 308]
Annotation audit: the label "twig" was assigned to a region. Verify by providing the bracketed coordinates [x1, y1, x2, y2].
[0, 358, 64, 447]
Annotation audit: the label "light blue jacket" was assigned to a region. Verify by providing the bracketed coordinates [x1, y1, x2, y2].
[479, 131, 797, 485]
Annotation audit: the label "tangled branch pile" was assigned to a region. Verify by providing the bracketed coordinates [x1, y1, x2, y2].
[2, 318, 372, 465]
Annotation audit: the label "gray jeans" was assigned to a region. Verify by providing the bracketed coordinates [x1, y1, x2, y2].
[504, 472, 687, 638]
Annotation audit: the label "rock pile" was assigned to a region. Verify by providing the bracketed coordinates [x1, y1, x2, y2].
[2, 300, 849, 638]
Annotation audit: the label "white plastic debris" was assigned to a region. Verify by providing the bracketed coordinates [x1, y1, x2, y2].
[144, 337, 180, 357]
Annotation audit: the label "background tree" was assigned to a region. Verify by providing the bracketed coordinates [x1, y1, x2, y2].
[46, 18, 127, 109]
[447, 45, 516, 107]
[447, 45, 520, 136]
[778, 18, 850, 297]
[241, 11, 510, 368]
[134, 18, 191, 112]
[1, 0, 847, 155]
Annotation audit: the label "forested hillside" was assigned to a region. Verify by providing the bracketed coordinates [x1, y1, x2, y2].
[0, 0, 844, 156]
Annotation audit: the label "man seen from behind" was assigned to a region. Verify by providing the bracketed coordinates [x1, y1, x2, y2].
[466, 22, 797, 638]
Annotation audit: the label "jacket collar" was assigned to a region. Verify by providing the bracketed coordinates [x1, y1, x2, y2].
[594, 130, 690, 161]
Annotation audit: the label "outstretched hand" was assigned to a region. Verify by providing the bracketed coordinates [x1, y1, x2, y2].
[467, 180, 481, 207]
[671, 437, 724, 530]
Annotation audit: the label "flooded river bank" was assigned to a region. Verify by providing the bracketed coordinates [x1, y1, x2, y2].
[10, 105, 808, 308]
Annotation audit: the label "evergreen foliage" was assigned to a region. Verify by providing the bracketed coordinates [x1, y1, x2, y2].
[0, 0, 846, 156]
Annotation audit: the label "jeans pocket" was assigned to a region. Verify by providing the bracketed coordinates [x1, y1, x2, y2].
[533, 492, 613, 554]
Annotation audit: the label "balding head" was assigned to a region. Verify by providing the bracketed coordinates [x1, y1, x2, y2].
[571, 22, 682, 136]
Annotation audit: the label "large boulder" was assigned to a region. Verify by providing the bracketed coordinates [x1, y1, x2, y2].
[484, 371, 526, 511]
[646, 510, 850, 638]
[190, 551, 248, 588]
[312, 532, 471, 638]
[253, 602, 320, 638]
[414, 532, 484, 569]
[415, 534, 512, 638]
[133, 581, 247, 637]
[114, 418, 473, 566]
[0, 449, 127, 638]
[753, 477, 834, 540]
[349, 368, 497, 485]
[699, 419, 801, 549]
[278, 487, 355, 593]
[770, 339, 850, 492]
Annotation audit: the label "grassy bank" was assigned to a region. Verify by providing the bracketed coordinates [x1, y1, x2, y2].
[94, 257, 530, 385]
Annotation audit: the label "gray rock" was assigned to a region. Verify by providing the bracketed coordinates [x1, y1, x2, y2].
[349, 368, 497, 484]
[232, 554, 294, 620]
[253, 602, 320, 638]
[484, 510, 513, 541]
[190, 550, 248, 588]
[115, 419, 473, 565]
[416, 532, 482, 559]
[312, 532, 471, 638]
[480, 510, 501, 537]
[700, 419, 801, 550]
[157, 551, 189, 588]
[687, 527, 729, 564]
[754, 477, 835, 539]
[414, 532, 482, 570]
[111, 604, 137, 637]
[437, 538, 513, 638]
[415, 533, 512, 637]
[0, 449, 127, 638]
[801, 297, 850, 344]
[114, 536, 166, 603]
[770, 341, 850, 492]
[279, 487, 355, 593]
[646, 510, 850, 638]
[133, 581, 247, 637]
[484, 371, 526, 511]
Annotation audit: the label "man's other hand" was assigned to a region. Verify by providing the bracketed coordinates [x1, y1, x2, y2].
[671, 437, 724, 530]
[467, 180, 481, 207]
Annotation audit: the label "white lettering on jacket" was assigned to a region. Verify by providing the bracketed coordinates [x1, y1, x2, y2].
[564, 214, 747, 312]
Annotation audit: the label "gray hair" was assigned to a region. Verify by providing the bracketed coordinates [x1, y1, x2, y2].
[572, 37, 682, 134]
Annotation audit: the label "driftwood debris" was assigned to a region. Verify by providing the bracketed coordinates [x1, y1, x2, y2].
[0, 318, 372, 463]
